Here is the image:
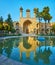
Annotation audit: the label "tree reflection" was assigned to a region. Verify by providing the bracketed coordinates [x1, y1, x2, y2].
[20, 52, 22, 61]
[34, 38, 52, 64]
[35, 47, 52, 64]
[3, 38, 21, 57]
[23, 37, 32, 49]
[51, 37, 55, 46]
[40, 47, 52, 64]
[0, 40, 4, 54]
[13, 38, 21, 47]
[4, 39, 14, 57]
[34, 52, 39, 62]
[41, 38, 52, 64]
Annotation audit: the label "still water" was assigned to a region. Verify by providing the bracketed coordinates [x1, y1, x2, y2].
[0, 36, 55, 65]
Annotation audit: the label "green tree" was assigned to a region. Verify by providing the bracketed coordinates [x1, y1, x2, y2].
[4, 25, 10, 32]
[34, 8, 42, 34]
[5, 14, 13, 31]
[42, 7, 52, 34]
[52, 24, 55, 34]
[0, 16, 3, 30]
[47, 14, 52, 23]
[47, 14, 52, 34]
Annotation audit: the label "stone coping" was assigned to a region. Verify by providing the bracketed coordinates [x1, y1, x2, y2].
[0, 35, 55, 40]
[0, 55, 28, 65]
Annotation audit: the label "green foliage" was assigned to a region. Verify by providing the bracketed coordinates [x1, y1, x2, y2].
[0, 16, 3, 24]
[0, 23, 3, 30]
[43, 6, 49, 13]
[47, 14, 52, 23]
[4, 26, 8, 30]
[34, 6, 52, 23]
[52, 24, 55, 33]
[11, 29, 16, 33]
[34, 8, 42, 22]
[42, 7, 52, 22]
[23, 37, 31, 49]
[0, 16, 3, 30]
[5, 14, 13, 31]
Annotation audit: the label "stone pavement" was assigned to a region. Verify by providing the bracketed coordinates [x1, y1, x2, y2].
[0, 55, 28, 65]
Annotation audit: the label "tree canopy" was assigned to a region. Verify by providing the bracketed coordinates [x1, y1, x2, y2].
[5, 14, 13, 31]
[0, 16, 3, 30]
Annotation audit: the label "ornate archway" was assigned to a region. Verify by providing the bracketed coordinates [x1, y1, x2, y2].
[23, 20, 32, 34]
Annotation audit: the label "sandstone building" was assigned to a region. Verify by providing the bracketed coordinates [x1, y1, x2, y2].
[18, 7, 39, 34]
[14, 7, 53, 34]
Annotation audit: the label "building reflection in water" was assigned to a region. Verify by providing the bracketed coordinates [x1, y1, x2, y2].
[0, 37, 55, 65]
[19, 37, 53, 64]
[19, 37, 39, 60]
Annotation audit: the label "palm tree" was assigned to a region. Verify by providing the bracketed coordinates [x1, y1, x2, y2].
[34, 8, 42, 34]
[42, 12, 48, 34]
[34, 7, 52, 35]
[47, 14, 52, 34]
[42, 7, 52, 34]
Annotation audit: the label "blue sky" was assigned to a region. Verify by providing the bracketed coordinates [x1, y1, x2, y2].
[0, 0, 55, 22]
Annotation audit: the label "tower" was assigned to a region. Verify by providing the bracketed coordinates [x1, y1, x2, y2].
[26, 9, 30, 18]
[20, 7, 23, 18]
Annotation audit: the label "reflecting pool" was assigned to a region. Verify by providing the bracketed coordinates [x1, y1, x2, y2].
[0, 36, 55, 65]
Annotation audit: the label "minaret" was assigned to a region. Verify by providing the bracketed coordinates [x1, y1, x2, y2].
[26, 9, 30, 18]
[20, 7, 23, 18]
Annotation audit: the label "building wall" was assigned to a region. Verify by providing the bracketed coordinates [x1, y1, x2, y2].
[19, 17, 39, 34]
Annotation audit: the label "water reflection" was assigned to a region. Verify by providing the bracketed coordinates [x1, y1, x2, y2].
[0, 39, 4, 54]
[0, 38, 21, 57]
[35, 47, 52, 64]
[0, 37, 55, 65]
[19, 37, 39, 60]
[23, 37, 32, 49]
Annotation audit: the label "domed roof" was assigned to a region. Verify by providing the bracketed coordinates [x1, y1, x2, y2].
[26, 9, 30, 12]
[20, 7, 23, 10]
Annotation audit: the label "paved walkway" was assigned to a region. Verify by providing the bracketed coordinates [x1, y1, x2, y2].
[0, 34, 36, 40]
[0, 55, 27, 65]
[22, 33, 36, 36]
[0, 34, 55, 40]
